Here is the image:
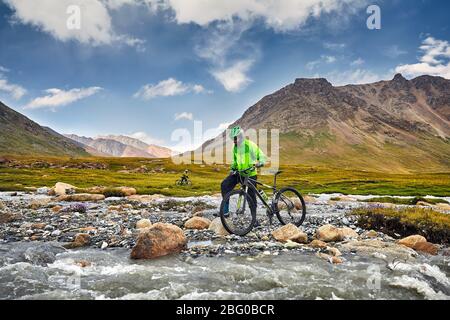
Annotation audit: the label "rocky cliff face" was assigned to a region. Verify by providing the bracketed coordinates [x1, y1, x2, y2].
[204, 74, 450, 172]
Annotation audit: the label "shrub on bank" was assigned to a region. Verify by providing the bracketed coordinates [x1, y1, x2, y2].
[352, 206, 450, 245]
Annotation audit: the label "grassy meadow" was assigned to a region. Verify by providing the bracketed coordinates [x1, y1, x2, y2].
[0, 156, 449, 197]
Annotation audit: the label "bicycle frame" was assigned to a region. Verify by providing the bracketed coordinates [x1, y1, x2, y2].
[237, 174, 278, 215]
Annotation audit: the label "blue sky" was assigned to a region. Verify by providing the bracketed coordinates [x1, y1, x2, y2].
[0, 0, 449, 151]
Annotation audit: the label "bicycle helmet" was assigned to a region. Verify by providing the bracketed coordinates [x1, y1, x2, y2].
[229, 126, 242, 139]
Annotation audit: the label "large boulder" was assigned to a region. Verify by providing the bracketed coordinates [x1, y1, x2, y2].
[316, 225, 343, 242]
[130, 223, 187, 259]
[184, 217, 211, 230]
[398, 235, 427, 248]
[208, 218, 229, 236]
[56, 194, 105, 202]
[272, 224, 308, 243]
[54, 182, 76, 196]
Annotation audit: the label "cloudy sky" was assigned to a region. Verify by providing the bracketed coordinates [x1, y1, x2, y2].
[0, 0, 449, 151]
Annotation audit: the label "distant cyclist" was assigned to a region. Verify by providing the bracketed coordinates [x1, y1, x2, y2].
[220, 126, 266, 216]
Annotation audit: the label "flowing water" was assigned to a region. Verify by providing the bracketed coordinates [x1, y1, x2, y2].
[0, 242, 449, 300]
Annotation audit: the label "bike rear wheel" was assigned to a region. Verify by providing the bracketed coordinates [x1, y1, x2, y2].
[274, 187, 306, 227]
[220, 190, 256, 236]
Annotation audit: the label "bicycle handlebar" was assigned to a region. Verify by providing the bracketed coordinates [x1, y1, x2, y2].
[232, 164, 262, 175]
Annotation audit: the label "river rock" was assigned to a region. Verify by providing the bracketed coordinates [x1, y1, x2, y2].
[362, 230, 378, 238]
[303, 195, 317, 203]
[184, 217, 211, 230]
[136, 219, 152, 229]
[114, 187, 137, 196]
[316, 252, 343, 264]
[272, 224, 308, 243]
[56, 194, 105, 202]
[130, 223, 187, 259]
[54, 182, 76, 196]
[340, 227, 358, 239]
[398, 235, 427, 248]
[127, 194, 165, 203]
[326, 247, 342, 257]
[64, 233, 90, 249]
[316, 224, 343, 242]
[30, 198, 51, 210]
[0, 211, 20, 224]
[51, 205, 63, 213]
[340, 239, 417, 260]
[208, 218, 229, 236]
[412, 242, 438, 255]
[309, 239, 328, 249]
[0, 200, 4, 210]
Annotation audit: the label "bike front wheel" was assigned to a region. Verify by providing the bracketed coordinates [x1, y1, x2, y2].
[274, 187, 306, 227]
[220, 190, 256, 236]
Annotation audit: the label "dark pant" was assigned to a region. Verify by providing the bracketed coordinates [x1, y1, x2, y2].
[221, 174, 258, 212]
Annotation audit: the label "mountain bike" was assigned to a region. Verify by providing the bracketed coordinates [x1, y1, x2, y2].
[176, 175, 192, 186]
[219, 166, 307, 236]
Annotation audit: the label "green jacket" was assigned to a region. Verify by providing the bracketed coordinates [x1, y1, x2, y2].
[231, 139, 267, 177]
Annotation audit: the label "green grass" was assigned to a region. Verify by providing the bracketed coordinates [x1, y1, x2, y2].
[352, 206, 450, 244]
[0, 156, 449, 197]
[360, 196, 449, 205]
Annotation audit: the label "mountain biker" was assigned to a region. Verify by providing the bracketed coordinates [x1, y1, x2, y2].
[220, 126, 267, 217]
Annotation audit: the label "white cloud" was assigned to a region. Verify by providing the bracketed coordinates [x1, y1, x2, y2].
[211, 60, 254, 92]
[25, 87, 102, 110]
[0, 68, 27, 100]
[4, 0, 144, 48]
[351, 58, 365, 66]
[163, 0, 367, 32]
[175, 112, 194, 121]
[0, 79, 27, 100]
[128, 131, 164, 145]
[395, 37, 450, 79]
[306, 55, 337, 70]
[134, 78, 207, 100]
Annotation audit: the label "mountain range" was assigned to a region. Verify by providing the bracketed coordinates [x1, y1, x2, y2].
[202, 74, 450, 172]
[1, 73, 449, 172]
[64, 134, 172, 158]
[0, 101, 88, 157]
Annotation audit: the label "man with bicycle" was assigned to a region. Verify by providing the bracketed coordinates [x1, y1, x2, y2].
[220, 126, 267, 217]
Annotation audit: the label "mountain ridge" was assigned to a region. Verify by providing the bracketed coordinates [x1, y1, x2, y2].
[66, 134, 172, 158]
[0, 101, 89, 157]
[202, 74, 450, 172]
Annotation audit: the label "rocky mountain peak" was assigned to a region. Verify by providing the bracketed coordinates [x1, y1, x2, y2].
[293, 78, 333, 93]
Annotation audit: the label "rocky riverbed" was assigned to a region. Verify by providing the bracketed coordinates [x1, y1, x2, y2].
[0, 191, 449, 300]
